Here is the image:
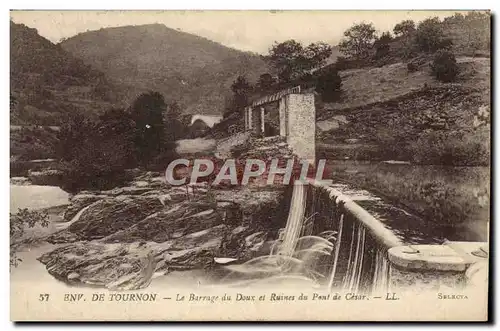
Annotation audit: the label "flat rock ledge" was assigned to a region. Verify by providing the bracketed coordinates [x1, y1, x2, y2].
[38, 182, 287, 290]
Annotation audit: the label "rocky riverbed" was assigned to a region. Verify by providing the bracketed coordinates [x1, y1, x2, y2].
[31, 169, 288, 291]
[12, 135, 299, 291]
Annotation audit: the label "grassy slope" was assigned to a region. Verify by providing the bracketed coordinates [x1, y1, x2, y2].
[319, 57, 489, 114]
[317, 57, 490, 239]
[60, 24, 268, 115]
[318, 57, 490, 162]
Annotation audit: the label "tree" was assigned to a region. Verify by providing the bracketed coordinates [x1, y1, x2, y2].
[431, 50, 459, 82]
[57, 108, 137, 192]
[303, 42, 333, 70]
[393, 19, 418, 58]
[415, 17, 453, 53]
[231, 75, 251, 97]
[56, 112, 95, 161]
[267, 40, 304, 83]
[267, 40, 332, 83]
[130, 92, 167, 165]
[257, 73, 276, 91]
[166, 101, 182, 119]
[164, 101, 188, 141]
[95, 108, 137, 165]
[463, 12, 491, 54]
[374, 31, 393, 59]
[315, 67, 342, 102]
[338, 23, 377, 60]
[393, 20, 416, 37]
[96, 108, 135, 138]
[10, 209, 49, 267]
[225, 75, 252, 117]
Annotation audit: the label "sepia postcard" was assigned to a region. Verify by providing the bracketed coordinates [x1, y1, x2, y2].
[9, 10, 490, 321]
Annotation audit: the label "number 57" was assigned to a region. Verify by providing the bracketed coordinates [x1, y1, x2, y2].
[39, 294, 49, 301]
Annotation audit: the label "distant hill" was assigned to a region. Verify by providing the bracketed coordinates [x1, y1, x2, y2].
[10, 21, 122, 125]
[60, 24, 269, 115]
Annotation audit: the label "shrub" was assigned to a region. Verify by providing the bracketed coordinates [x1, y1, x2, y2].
[146, 142, 180, 172]
[57, 110, 137, 193]
[296, 72, 316, 90]
[10, 208, 49, 239]
[431, 50, 459, 82]
[10, 208, 49, 267]
[407, 56, 428, 73]
[315, 67, 342, 102]
[415, 17, 453, 53]
[130, 92, 167, 166]
[407, 62, 418, 73]
[334, 56, 349, 70]
[58, 143, 134, 193]
[10, 127, 58, 161]
[257, 73, 276, 91]
[409, 129, 489, 166]
[373, 31, 393, 60]
[338, 23, 377, 60]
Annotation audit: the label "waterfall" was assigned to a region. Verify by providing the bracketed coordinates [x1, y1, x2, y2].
[277, 183, 306, 257]
[327, 214, 343, 289]
[342, 223, 367, 292]
[371, 249, 390, 295]
[220, 182, 332, 287]
[220, 181, 397, 291]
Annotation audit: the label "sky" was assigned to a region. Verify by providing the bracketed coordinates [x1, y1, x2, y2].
[10, 10, 465, 54]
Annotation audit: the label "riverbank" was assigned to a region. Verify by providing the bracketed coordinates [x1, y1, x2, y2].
[10, 146, 291, 290]
[10, 133, 489, 294]
[326, 160, 489, 242]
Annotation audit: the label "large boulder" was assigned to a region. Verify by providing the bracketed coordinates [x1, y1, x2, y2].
[61, 170, 168, 221]
[102, 198, 230, 243]
[99, 186, 157, 197]
[38, 224, 231, 290]
[218, 227, 270, 260]
[122, 171, 169, 191]
[47, 196, 165, 243]
[63, 194, 108, 221]
[53, 184, 226, 244]
[155, 224, 230, 272]
[214, 187, 287, 230]
[38, 181, 289, 290]
[38, 242, 157, 290]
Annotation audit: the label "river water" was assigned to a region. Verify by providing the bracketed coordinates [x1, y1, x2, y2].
[10, 184, 70, 211]
[10, 184, 314, 293]
[10, 169, 487, 294]
[10, 184, 224, 293]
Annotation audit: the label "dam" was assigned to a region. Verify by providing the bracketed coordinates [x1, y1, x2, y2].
[233, 87, 489, 293]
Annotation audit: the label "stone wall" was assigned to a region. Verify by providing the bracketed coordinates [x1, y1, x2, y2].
[285, 94, 316, 164]
[245, 92, 316, 164]
[387, 242, 488, 292]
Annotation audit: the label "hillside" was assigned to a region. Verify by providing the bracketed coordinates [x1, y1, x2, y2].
[10, 21, 122, 125]
[60, 24, 268, 115]
[317, 56, 490, 164]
